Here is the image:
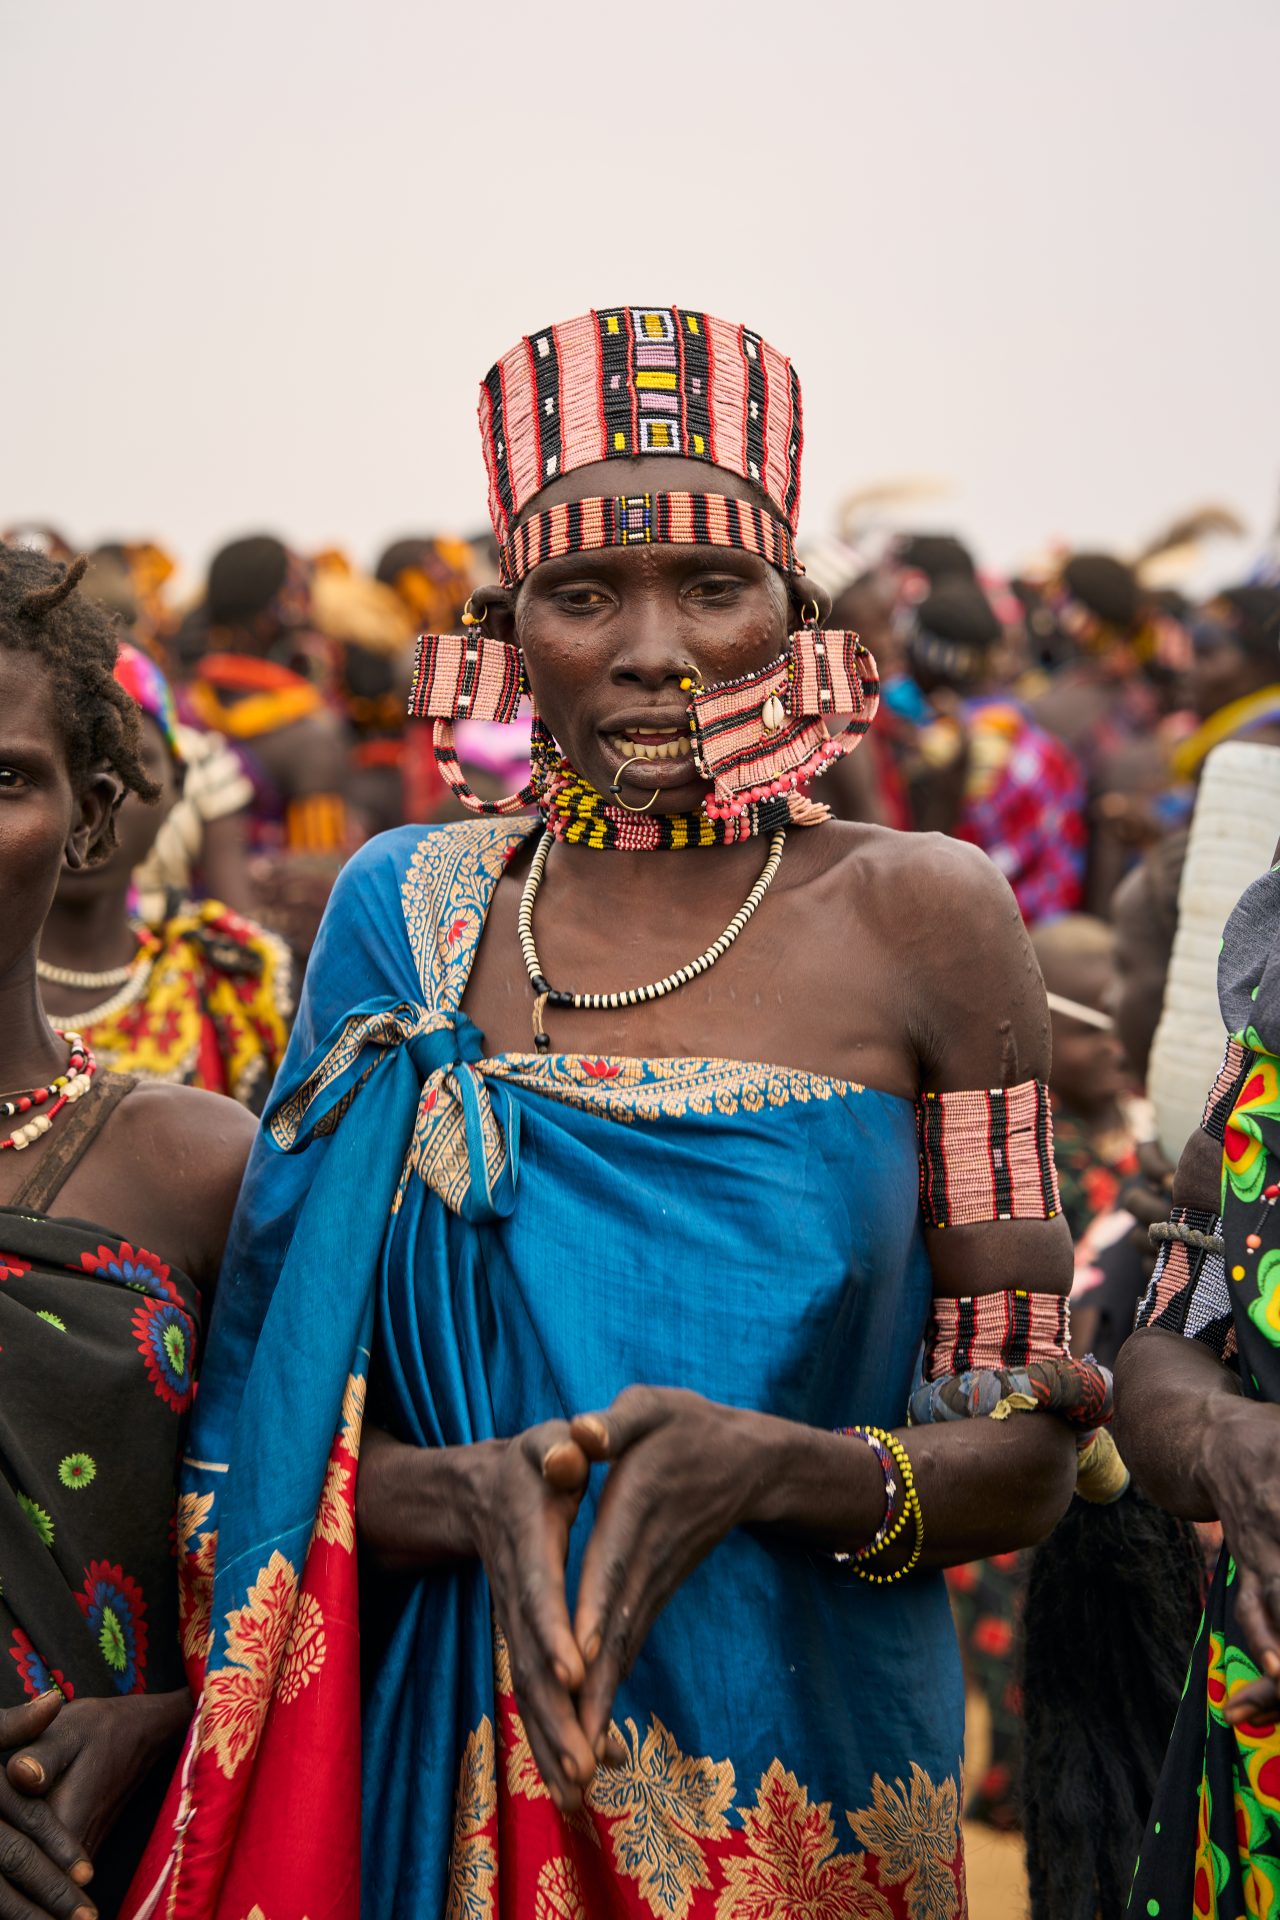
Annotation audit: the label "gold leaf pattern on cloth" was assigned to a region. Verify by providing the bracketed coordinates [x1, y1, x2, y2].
[202, 1551, 321, 1780]
[585, 1715, 736, 1920]
[717, 1760, 893, 1920]
[535, 1857, 588, 1919]
[445, 1717, 499, 1920]
[179, 1527, 218, 1663]
[847, 1764, 963, 1920]
[314, 1457, 354, 1552]
[400, 819, 526, 1013]
[176, 1490, 215, 1556]
[479, 1051, 857, 1125]
[276, 1592, 326, 1705]
[395, 1059, 511, 1216]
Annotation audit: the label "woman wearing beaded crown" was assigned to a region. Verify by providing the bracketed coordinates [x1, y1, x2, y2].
[128, 308, 1115, 1920]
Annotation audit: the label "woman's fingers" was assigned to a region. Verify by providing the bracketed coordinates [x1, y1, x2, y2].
[1235, 1565, 1280, 1681]
[5, 1713, 81, 1800]
[1224, 1673, 1280, 1727]
[540, 1438, 590, 1497]
[0, 1699, 62, 1770]
[570, 1387, 664, 1464]
[0, 1783, 89, 1887]
[0, 1815, 95, 1920]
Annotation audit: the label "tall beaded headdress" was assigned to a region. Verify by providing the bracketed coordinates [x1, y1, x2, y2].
[478, 306, 804, 586]
[408, 303, 881, 843]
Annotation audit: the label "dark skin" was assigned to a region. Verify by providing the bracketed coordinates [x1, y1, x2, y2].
[356, 455, 1077, 1814]
[38, 715, 176, 995]
[0, 652, 255, 1918]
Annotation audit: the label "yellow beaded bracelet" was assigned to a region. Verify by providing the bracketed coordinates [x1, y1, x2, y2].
[837, 1426, 925, 1585]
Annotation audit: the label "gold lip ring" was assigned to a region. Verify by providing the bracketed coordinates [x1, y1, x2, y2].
[608, 753, 660, 813]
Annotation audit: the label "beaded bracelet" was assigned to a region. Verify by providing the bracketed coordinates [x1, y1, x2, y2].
[832, 1426, 925, 1584]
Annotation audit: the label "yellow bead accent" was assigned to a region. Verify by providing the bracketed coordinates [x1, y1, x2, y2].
[851, 1427, 924, 1586]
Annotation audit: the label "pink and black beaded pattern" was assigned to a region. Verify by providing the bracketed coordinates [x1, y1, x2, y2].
[478, 306, 804, 548]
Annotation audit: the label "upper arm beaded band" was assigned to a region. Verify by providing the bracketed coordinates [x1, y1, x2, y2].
[917, 1080, 1061, 1228]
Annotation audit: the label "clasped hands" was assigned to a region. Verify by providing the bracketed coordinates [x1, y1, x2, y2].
[473, 1385, 758, 1815]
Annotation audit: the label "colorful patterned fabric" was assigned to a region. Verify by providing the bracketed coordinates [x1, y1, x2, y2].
[918, 1079, 1060, 1227]
[74, 901, 292, 1114]
[479, 307, 804, 549]
[125, 819, 966, 1920]
[954, 699, 1087, 925]
[499, 488, 801, 586]
[115, 639, 183, 766]
[0, 1193, 200, 1893]
[1132, 863, 1280, 1911]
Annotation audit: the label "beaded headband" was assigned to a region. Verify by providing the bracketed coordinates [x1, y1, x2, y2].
[499, 489, 800, 588]
[479, 305, 804, 552]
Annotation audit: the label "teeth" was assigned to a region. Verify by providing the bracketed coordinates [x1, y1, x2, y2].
[610, 733, 687, 762]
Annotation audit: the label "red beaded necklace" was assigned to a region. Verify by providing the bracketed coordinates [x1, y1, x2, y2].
[0, 1033, 97, 1152]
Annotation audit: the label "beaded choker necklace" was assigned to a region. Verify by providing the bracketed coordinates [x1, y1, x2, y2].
[539, 763, 792, 851]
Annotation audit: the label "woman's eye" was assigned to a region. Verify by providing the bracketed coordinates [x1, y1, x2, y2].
[0, 768, 30, 792]
[553, 588, 610, 613]
[688, 577, 744, 602]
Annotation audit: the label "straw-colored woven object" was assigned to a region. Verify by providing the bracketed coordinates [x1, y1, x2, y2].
[1148, 741, 1280, 1160]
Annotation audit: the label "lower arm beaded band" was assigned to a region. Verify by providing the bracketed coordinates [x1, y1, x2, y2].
[917, 1079, 1060, 1227]
[925, 1289, 1070, 1376]
[832, 1426, 924, 1583]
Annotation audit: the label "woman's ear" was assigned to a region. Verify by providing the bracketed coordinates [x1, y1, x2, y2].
[470, 585, 517, 647]
[65, 769, 124, 871]
[786, 573, 831, 624]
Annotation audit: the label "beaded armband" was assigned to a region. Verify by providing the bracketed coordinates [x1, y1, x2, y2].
[917, 1080, 1060, 1228]
[913, 1289, 1113, 1430]
[1202, 1036, 1255, 1145]
[1136, 1205, 1235, 1365]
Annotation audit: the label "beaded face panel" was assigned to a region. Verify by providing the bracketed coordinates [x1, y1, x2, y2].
[478, 307, 804, 549]
[688, 630, 880, 819]
[499, 489, 800, 588]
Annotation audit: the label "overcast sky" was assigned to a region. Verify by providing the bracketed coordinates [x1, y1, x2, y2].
[6, 0, 1277, 594]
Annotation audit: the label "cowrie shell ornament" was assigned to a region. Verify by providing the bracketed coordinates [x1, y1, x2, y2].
[761, 694, 786, 733]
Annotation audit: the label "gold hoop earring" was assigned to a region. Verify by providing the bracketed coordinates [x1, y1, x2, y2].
[609, 755, 660, 813]
[461, 594, 488, 628]
[800, 600, 822, 629]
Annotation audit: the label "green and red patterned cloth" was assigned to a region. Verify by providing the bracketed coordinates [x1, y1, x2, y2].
[1131, 862, 1280, 1915]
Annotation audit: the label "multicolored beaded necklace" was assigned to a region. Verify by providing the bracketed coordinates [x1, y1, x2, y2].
[0, 1032, 97, 1151]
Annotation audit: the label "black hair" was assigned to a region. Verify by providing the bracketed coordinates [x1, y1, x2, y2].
[916, 579, 1002, 650]
[207, 534, 288, 624]
[1214, 584, 1280, 660]
[1020, 1488, 1205, 1919]
[0, 544, 161, 849]
[896, 533, 978, 586]
[1063, 553, 1140, 631]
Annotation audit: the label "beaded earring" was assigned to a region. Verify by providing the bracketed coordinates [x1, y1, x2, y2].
[406, 603, 542, 817]
[684, 607, 880, 821]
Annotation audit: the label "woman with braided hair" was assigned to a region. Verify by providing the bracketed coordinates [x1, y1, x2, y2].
[0, 545, 255, 1917]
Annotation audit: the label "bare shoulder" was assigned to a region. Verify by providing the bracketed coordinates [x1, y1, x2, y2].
[813, 824, 1049, 1086]
[815, 821, 1016, 934]
[102, 1083, 256, 1283]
